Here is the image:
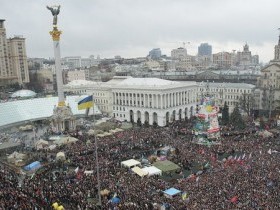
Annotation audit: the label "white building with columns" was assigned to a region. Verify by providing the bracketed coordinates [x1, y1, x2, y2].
[112, 78, 197, 126]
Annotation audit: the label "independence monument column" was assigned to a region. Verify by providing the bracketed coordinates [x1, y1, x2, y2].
[47, 5, 76, 132]
[47, 5, 65, 106]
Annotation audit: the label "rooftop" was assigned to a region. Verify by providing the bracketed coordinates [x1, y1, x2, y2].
[0, 95, 101, 128]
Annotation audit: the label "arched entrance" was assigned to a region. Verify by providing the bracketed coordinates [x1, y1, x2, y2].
[185, 107, 188, 120]
[65, 120, 70, 131]
[153, 112, 158, 125]
[144, 111, 149, 125]
[130, 110, 134, 123]
[166, 112, 170, 124]
[190, 106, 194, 117]
[179, 109, 182, 120]
[137, 110, 141, 125]
[171, 110, 176, 122]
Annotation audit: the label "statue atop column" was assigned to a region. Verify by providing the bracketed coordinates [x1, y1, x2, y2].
[46, 5, 60, 26]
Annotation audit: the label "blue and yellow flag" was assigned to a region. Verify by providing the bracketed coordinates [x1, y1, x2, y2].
[78, 95, 93, 110]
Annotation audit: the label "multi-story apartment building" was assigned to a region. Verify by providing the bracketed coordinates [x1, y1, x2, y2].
[212, 52, 234, 69]
[0, 20, 29, 86]
[67, 69, 86, 82]
[171, 47, 187, 60]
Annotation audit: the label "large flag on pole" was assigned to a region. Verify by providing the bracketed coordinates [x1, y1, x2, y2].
[78, 95, 93, 110]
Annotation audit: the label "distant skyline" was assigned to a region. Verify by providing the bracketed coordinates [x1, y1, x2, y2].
[1, 0, 280, 63]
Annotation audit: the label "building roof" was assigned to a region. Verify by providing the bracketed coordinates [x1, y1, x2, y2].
[119, 77, 179, 87]
[65, 80, 98, 87]
[0, 95, 101, 128]
[196, 81, 255, 89]
[11, 89, 36, 98]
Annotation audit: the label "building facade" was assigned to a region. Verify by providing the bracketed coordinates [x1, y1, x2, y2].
[237, 43, 252, 68]
[212, 52, 234, 69]
[148, 48, 162, 60]
[171, 47, 188, 60]
[256, 34, 280, 116]
[197, 82, 255, 113]
[0, 20, 29, 86]
[63, 76, 256, 123]
[198, 43, 212, 56]
[67, 69, 86, 82]
[112, 78, 197, 126]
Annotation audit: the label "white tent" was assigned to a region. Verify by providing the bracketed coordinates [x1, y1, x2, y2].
[84, 170, 94, 176]
[131, 166, 148, 177]
[121, 159, 141, 168]
[35, 139, 49, 150]
[49, 145, 57, 150]
[54, 137, 78, 145]
[56, 152, 66, 161]
[7, 152, 27, 163]
[142, 166, 162, 177]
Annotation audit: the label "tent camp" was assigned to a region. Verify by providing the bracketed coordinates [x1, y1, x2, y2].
[153, 160, 180, 174]
[258, 130, 273, 138]
[54, 136, 78, 145]
[7, 152, 27, 164]
[103, 132, 112, 136]
[131, 166, 148, 177]
[35, 139, 49, 150]
[121, 159, 141, 168]
[56, 152, 66, 161]
[97, 133, 105, 137]
[142, 166, 162, 177]
[24, 161, 41, 171]
[49, 145, 57, 150]
[163, 188, 181, 199]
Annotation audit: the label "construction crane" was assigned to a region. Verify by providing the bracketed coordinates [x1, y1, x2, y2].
[167, 41, 190, 49]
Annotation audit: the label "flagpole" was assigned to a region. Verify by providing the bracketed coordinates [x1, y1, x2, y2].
[93, 106, 102, 208]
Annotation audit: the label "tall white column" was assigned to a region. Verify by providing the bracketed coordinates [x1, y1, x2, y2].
[52, 35, 65, 106]
[161, 94, 163, 109]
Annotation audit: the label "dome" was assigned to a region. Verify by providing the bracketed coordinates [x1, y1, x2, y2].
[11, 89, 37, 98]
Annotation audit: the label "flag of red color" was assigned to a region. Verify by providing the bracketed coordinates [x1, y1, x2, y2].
[230, 196, 238, 203]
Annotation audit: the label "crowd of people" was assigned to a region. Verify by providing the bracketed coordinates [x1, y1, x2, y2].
[0, 118, 279, 209]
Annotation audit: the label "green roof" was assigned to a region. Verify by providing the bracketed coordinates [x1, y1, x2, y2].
[153, 160, 180, 172]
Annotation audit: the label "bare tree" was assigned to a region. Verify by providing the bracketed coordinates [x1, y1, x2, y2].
[239, 92, 255, 116]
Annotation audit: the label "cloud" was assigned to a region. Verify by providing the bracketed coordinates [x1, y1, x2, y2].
[1, 0, 279, 62]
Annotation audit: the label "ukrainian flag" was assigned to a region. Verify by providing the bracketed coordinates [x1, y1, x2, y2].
[78, 95, 93, 110]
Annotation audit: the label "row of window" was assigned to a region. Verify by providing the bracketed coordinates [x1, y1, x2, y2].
[113, 113, 126, 118]
[93, 92, 106, 96]
[113, 107, 125, 111]
[115, 92, 194, 97]
[115, 98, 194, 106]
[199, 88, 251, 93]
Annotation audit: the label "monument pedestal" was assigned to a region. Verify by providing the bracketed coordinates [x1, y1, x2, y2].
[51, 105, 76, 132]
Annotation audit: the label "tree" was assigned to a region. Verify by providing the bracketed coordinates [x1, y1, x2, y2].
[230, 104, 245, 130]
[239, 93, 255, 116]
[222, 102, 229, 125]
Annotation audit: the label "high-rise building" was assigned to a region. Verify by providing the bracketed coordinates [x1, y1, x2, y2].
[148, 48, 161, 60]
[0, 19, 29, 86]
[7, 36, 29, 84]
[198, 43, 212, 56]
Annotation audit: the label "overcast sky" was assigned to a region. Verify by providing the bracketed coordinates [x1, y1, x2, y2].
[1, 0, 280, 63]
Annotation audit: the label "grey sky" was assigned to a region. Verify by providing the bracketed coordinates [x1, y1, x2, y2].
[1, 0, 279, 62]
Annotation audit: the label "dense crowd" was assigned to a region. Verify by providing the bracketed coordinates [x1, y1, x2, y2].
[0, 119, 279, 210]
